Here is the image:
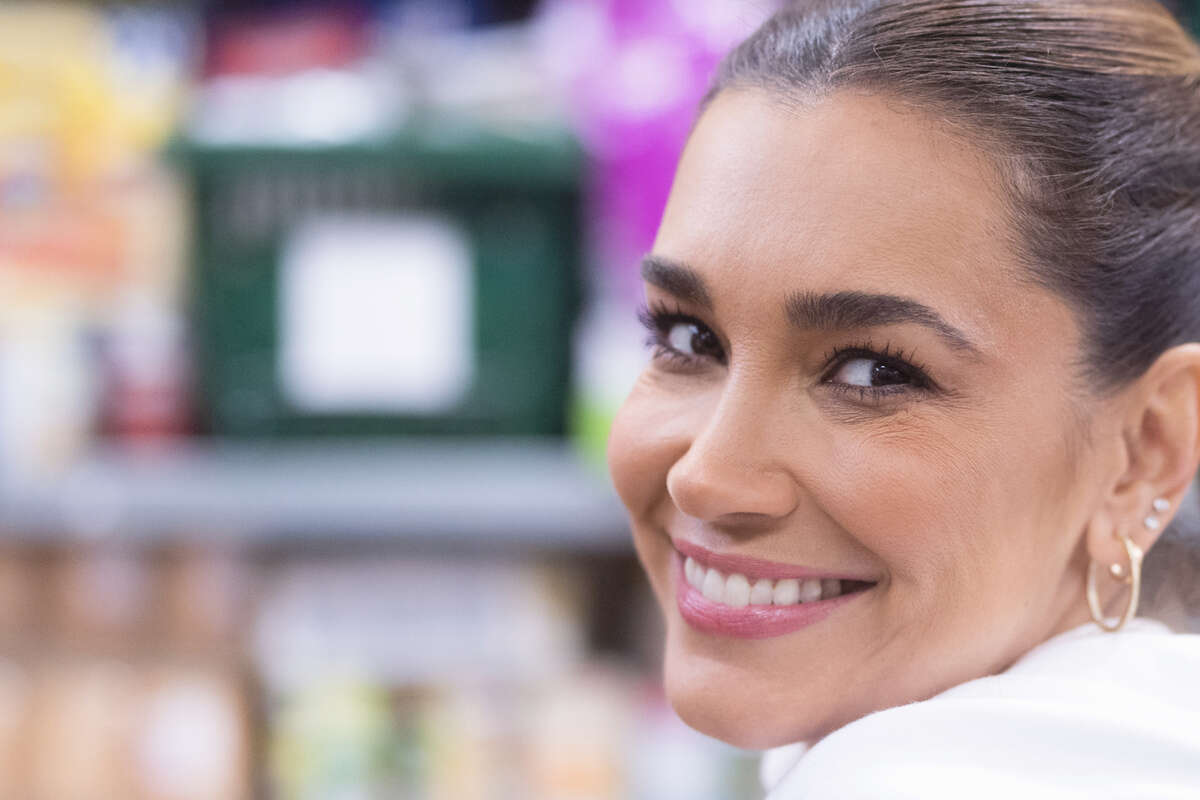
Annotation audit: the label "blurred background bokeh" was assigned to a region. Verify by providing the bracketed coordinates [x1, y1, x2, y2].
[0, 1, 1196, 799]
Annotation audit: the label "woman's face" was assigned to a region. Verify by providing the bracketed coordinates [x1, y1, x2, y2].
[607, 89, 1121, 748]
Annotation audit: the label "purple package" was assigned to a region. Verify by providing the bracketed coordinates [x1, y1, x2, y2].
[540, 0, 777, 302]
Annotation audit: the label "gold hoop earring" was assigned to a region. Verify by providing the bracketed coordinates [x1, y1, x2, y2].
[1086, 531, 1143, 633]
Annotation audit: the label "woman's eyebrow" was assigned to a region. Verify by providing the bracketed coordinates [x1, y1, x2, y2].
[641, 254, 981, 355]
[640, 255, 714, 309]
[786, 290, 980, 354]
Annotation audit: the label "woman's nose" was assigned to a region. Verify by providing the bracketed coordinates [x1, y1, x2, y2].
[665, 386, 801, 523]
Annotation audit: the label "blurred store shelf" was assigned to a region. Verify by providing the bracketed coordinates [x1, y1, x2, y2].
[0, 438, 631, 550]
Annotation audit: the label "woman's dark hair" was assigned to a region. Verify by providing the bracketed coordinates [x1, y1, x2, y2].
[705, 0, 1200, 624]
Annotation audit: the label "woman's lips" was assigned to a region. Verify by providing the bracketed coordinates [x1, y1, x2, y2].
[672, 542, 876, 639]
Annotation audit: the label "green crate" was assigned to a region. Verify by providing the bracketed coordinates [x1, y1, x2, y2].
[173, 118, 584, 438]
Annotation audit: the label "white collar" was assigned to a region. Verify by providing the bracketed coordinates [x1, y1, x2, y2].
[758, 617, 1176, 794]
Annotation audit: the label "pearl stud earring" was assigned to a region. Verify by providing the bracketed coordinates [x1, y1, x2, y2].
[1143, 497, 1169, 531]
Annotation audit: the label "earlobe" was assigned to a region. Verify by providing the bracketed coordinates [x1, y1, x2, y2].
[1084, 511, 1117, 566]
[1084, 497, 1164, 568]
[1083, 507, 1143, 573]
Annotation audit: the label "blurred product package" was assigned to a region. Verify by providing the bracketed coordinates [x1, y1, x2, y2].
[0, 4, 195, 480]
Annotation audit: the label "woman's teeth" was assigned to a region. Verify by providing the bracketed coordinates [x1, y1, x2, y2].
[684, 555, 850, 607]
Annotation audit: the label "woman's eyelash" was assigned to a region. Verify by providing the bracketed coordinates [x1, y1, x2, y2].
[637, 302, 724, 367]
[637, 300, 694, 333]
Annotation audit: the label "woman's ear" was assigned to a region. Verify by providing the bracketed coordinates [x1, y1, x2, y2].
[1087, 343, 1200, 568]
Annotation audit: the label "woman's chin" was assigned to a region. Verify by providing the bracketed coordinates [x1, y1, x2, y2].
[662, 643, 828, 750]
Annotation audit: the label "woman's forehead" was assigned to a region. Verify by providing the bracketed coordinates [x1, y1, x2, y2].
[652, 88, 1060, 352]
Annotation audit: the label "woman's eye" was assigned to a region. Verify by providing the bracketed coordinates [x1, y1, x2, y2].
[829, 357, 915, 388]
[818, 345, 938, 408]
[664, 320, 723, 360]
[637, 306, 725, 367]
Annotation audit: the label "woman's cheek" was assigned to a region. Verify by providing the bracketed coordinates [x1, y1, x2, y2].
[608, 377, 675, 519]
[820, 425, 983, 583]
[607, 371, 713, 519]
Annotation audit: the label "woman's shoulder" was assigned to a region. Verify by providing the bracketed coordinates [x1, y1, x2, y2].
[764, 620, 1200, 799]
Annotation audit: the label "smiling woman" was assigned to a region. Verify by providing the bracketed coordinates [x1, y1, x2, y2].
[605, 0, 1200, 796]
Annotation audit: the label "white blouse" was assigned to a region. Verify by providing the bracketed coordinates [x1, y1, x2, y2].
[760, 618, 1200, 799]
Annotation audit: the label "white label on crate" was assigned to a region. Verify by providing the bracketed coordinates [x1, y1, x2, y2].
[279, 213, 474, 413]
